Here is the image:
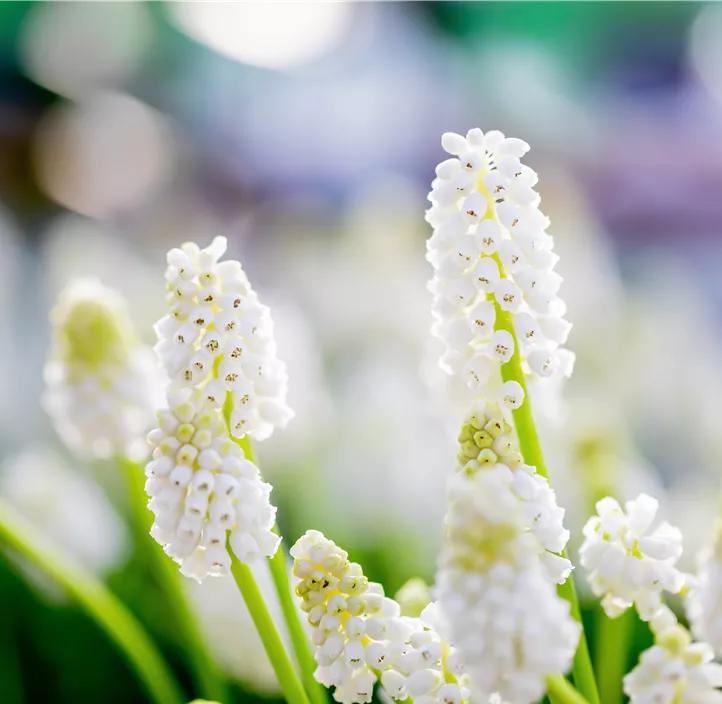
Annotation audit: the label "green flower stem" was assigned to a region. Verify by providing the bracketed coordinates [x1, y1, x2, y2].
[0, 497, 183, 704]
[268, 540, 328, 704]
[121, 459, 229, 703]
[493, 305, 600, 704]
[596, 609, 632, 704]
[547, 675, 589, 704]
[229, 553, 310, 704]
[232, 433, 327, 704]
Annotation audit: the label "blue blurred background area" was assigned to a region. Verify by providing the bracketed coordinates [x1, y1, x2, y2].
[2, 2, 722, 702]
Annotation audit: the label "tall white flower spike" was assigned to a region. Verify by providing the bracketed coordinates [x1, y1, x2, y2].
[687, 521, 722, 655]
[579, 494, 685, 619]
[624, 608, 722, 704]
[43, 278, 161, 461]
[146, 238, 290, 580]
[291, 531, 472, 704]
[427, 129, 573, 411]
[146, 387, 279, 582]
[154, 236, 293, 441]
[435, 408, 579, 704]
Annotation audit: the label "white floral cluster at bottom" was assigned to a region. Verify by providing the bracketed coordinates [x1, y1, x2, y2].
[435, 466, 579, 704]
[580, 495, 722, 704]
[623, 606, 722, 704]
[291, 531, 471, 704]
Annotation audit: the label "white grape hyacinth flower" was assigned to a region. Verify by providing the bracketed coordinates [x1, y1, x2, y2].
[145, 386, 279, 581]
[291, 530, 472, 704]
[624, 616, 722, 704]
[687, 521, 722, 655]
[426, 129, 574, 409]
[435, 461, 579, 704]
[153, 236, 293, 441]
[580, 494, 685, 619]
[43, 278, 162, 461]
[457, 400, 572, 583]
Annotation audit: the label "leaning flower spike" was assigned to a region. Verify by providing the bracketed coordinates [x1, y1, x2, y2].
[43, 278, 159, 461]
[579, 494, 685, 620]
[146, 386, 279, 580]
[154, 236, 292, 441]
[291, 530, 472, 704]
[149, 237, 320, 704]
[427, 129, 574, 406]
[435, 405, 580, 704]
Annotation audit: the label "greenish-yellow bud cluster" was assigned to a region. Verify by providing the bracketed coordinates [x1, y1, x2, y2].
[456, 402, 522, 471]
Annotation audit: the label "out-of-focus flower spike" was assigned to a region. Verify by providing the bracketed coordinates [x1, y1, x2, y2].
[435, 401, 578, 704]
[43, 278, 161, 462]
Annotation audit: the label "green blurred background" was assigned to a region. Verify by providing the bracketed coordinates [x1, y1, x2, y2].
[2, 2, 722, 702]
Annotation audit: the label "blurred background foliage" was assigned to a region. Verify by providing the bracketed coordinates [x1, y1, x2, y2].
[2, 2, 722, 703]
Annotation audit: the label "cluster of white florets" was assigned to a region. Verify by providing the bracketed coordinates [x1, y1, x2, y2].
[623, 605, 722, 704]
[43, 278, 160, 461]
[456, 401, 571, 582]
[435, 411, 579, 704]
[291, 531, 470, 704]
[579, 494, 722, 704]
[153, 236, 292, 441]
[426, 129, 574, 408]
[579, 494, 685, 619]
[146, 387, 279, 581]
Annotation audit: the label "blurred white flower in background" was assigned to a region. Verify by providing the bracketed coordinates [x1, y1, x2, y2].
[170, 1, 353, 70]
[185, 562, 288, 696]
[264, 182, 451, 568]
[40, 214, 167, 336]
[0, 205, 22, 444]
[34, 92, 175, 220]
[0, 449, 129, 575]
[43, 278, 163, 462]
[20, 1, 153, 99]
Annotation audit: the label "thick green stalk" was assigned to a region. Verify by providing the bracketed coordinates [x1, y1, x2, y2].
[229, 554, 310, 704]
[268, 541, 328, 704]
[122, 460, 229, 703]
[0, 497, 183, 704]
[547, 675, 589, 704]
[494, 306, 600, 704]
[223, 395, 326, 704]
[596, 609, 632, 704]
